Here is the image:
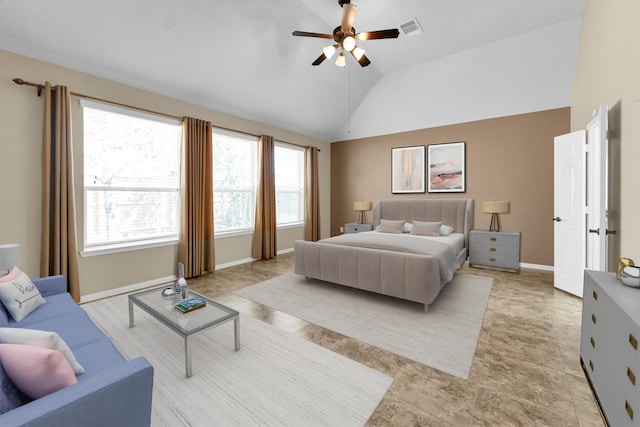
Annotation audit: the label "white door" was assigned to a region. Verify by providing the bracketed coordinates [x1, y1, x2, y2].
[585, 103, 609, 271]
[554, 130, 586, 297]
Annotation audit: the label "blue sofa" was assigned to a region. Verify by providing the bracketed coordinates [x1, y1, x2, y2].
[0, 275, 154, 427]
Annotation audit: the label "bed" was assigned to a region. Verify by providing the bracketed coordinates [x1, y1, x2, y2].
[294, 198, 474, 311]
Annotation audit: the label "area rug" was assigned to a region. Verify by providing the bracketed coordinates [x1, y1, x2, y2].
[83, 294, 392, 427]
[235, 273, 493, 379]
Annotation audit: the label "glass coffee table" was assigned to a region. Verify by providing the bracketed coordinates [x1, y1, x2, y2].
[128, 286, 240, 378]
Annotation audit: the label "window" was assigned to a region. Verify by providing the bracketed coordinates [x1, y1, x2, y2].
[275, 143, 305, 226]
[82, 100, 182, 251]
[213, 129, 258, 234]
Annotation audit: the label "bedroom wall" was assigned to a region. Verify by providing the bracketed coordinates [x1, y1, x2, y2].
[570, 0, 640, 264]
[331, 107, 570, 268]
[0, 48, 331, 299]
[334, 17, 582, 142]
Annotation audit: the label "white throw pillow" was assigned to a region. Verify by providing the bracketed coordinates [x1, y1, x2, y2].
[411, 221, 442, 237]
[440, 224, 455, 236]
[377, 219, 405, 234]
[0, 268, 46, 322]
[0, 327, 84, 374]
[403, 222, 413, 233]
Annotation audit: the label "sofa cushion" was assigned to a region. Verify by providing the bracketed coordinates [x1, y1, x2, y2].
[0, 269, 46, 322]
[0, 328, 84, 374]
[11, 293, 79, 327]
[0, 344, 77, 399]
[72, 338, 127, 382]
[0, 361, 28, 414]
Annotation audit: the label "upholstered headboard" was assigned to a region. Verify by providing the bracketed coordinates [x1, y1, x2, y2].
[372, 199, 474, 246]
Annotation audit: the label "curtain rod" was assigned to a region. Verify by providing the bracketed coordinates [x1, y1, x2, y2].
[12, 78, 320, 152]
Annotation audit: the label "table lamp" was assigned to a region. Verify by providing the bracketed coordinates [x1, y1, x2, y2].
[482, 201, 509, 232]
[354, 201, 372, 224]
[0, 244, 20, 276]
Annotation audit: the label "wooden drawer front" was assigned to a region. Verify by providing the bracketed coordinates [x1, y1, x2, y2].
[470, 231, 519, 246]
[469, 253, 519, 269]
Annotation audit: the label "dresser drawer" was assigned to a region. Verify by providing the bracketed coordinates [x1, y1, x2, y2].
[469, 231, 519, 246]
[470, 243, 517, 257]
[468, 253, 519, 269]
[344, 223, 373, 233]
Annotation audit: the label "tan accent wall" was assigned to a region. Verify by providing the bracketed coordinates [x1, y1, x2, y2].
[331, 108, 570, 267]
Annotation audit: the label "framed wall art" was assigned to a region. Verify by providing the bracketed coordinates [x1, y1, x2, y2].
[427, 141, 466, 193]
[391, 145, 425, 194]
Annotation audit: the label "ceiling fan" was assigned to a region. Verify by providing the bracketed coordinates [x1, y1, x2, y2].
[292, 0, 399, 67]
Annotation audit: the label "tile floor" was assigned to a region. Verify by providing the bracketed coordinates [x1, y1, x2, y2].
[187, 253, 604, 426]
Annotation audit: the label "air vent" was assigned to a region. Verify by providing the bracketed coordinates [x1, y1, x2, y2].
[400, 18, 423, 38]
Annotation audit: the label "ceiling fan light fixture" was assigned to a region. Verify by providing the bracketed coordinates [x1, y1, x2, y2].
[342, 35, 356, 52]
[323, 45, 337, 59]
[335, 52, 346, 67]
[352, 46, 365, 61]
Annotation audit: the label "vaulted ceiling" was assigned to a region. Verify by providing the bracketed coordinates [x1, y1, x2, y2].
[0, 0, 587, 141]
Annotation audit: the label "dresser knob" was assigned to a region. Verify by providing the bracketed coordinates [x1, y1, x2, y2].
[628, 367, 636, 385]
[591, 337, 595, 348]
[592, 290, 598, 300]
[627, 400, 634, 420]
[631, 334, 638, 350]
[592, 314, 597, 324]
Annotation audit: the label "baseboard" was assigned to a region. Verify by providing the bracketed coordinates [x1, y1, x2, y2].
[80, 275, 176, 304]
[520, 262, 554, 272]
[80, 248, 295, 303]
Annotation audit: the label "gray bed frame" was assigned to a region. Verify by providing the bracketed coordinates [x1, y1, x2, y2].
[294, 198, 474, 311]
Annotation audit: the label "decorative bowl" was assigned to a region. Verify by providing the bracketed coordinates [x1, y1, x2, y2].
[620, 266, 640, 288]
[161, 287, 176, 299]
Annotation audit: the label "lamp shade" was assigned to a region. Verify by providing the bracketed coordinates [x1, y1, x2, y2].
[353, 201, 372, 211]
[482, 201, 509, 214]
[0, 244, 20, 272]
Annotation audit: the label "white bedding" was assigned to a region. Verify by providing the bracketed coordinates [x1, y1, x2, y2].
[367, 231, 466, 255]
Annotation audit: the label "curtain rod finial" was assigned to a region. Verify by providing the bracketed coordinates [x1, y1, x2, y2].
[13, 78, 25, 85]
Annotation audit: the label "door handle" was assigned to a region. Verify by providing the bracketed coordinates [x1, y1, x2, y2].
[606, 229, 617, 235]
[589, 228, 600, 235]
[553, 217, 562, 222]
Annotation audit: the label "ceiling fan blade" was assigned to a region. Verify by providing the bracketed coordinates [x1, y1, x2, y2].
[341, 3, 357, 33]
[356, 29, 399, 41]
[292, 31, 332, 39]
[312, 53, 327, 66]
[350, 51, 371, 67]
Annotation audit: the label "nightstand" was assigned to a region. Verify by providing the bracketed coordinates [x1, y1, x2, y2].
[344, 223, 373, 234]
[469, 229, 520, 272]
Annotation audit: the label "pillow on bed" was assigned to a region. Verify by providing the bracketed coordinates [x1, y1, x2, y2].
[377, 219, 405, 234]
[440, 224, 455, 236]
[411, 221, 442, 236]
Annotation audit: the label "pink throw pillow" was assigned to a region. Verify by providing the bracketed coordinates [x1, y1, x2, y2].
[0, 266, 21, 282]
[0, 343, 77, 399]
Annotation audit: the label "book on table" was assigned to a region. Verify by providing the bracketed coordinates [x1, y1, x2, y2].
[175, 297, 207, 313]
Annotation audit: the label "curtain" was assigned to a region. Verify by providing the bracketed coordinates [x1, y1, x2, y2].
[178, 117, 215, 278]
[41, 82, 80, 302]
[305, 146, 321, 241]
[253, 135, 277, 259]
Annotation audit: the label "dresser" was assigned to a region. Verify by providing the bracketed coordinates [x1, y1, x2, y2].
[344, 223, 373, 234]
[468, 229, 520, 272]
[582, 270, 640, 427]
